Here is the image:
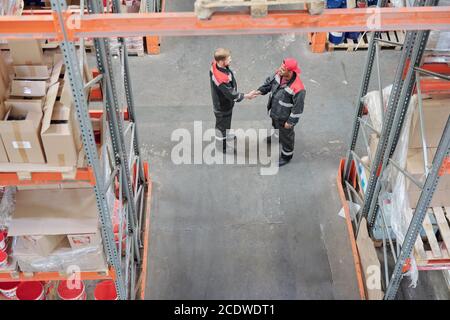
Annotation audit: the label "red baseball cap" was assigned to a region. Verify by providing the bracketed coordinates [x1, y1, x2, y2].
[283, 58, 301, 74]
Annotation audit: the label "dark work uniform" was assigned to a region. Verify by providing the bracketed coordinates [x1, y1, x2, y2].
[209, 62, 244, 149]
[257, 71, 306, 160]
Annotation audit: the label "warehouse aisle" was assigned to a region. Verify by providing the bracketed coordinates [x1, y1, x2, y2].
[124, 0, 403, 299]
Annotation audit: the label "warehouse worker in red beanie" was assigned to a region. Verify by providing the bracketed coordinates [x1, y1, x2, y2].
[210, 48, 254, 153]
[251, 58, 306, 167]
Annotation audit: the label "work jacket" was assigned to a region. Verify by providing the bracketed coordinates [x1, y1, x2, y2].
[209, 62, 244, 115]
[257, 71, 306, 126]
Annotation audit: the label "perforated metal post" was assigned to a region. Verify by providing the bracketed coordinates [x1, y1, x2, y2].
[344, 0, 388, 180]
[110, 0, 146, 197]
[366, 21, 434, 229]
[50, 0, 126, 299]
[88, 0, 141, 266]
[384, 117, 450, 299]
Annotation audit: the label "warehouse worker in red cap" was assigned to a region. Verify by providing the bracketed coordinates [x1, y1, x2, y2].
[210, 48, 254, 153]
[251, 58, 306, 167]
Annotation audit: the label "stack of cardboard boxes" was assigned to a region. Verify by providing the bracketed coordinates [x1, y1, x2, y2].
[367, 95, 450, 208]
[8, 188, 107, 273]
[0, 40, 81, 167]
[0, 40, 109, 274]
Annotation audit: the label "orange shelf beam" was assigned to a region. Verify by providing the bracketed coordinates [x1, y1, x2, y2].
[0, 7, 450, 40]
[0, 267, 116, 282]
[336, 159, 367, 300]
[138, 162, 151, 300]
[0, 167, 95, 186]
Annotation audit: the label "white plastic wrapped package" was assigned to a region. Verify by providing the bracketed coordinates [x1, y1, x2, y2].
[390, 0, 405, 7]
[0, 187, 16, 230]
[362, 85, 392, 133]
[13, 237, 108, 273]
[427, 31, 450, 51]
[378, 93, 419, 287]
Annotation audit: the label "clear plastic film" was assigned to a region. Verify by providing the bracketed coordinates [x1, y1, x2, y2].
[0, 187, 16, 231]
[0, 0, 23, 16]
[390, 0, 405, 7]
[378, 94, 419, 287]
[427, 31, 450, 51]
[12, 238, 107, 273]
[362, 85, 392, 133]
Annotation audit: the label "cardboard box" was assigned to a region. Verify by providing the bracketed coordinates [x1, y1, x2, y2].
[0, 138, 8, 163]
[10, 80, 46, 98]
[0, 103, 45, 164]
[406, 148, 450, 189]
[68, 231, 102, 249]
[17, 184, 62, 191]
[8, 188, 99, 236]
[0, 53, 10, 88]
[407, 189, 450, 208]
[39, 83, 78, 167]
[59, 74, 72, 107]
[8, 40, 44, 65]
[48, 55, 64, 86]
[13, 65, 50, 80]
[0, 58, 10, 121]
[409, 97, 450, 149]
[21, 235, 65, 256]
[406, 147, 450, 207]
[41, 102, 78, 166]
[4, 98, 43, 113]
[17, 183, 93, 191]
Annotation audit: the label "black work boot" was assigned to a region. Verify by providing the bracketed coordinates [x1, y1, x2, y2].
[278, 156, 291, 167]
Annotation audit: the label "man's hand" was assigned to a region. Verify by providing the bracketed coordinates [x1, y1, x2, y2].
[245, 90, 261, 99]
[284, 122, 293, 129]
[252, 90, 262, 97]
[244, 93, 255, 100]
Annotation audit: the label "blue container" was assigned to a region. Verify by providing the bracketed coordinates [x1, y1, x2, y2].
[367, 0, 378, 5]
[345, 32, 361, 41]
[329, 32, 345, 45]
[327, 0, 344, 8]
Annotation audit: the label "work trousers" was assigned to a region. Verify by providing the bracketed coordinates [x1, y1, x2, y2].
[272, 118, 295, 160]
[214, 111, 233, 150]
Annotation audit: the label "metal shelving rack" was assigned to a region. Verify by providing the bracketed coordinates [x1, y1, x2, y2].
[1, 0, 449, 301]
[0, 0, 151, 300]
[341, 0, 450, 300]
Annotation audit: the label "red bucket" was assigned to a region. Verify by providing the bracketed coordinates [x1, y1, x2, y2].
[94, 280, 118, 300]
[57, 280, 86, 300]
[0, 232, 6, 251]
[0, 281, 20, 299]
[16, 282, 45, 300]
[0, 250, 7, 268]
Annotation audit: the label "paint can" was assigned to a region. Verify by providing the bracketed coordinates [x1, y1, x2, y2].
[0, 282, 20, 299]
[57, 280, 87, 300]
[329, 32, 345, 45]
[94, 280, 118, 300]
[16, 282, 45, 300]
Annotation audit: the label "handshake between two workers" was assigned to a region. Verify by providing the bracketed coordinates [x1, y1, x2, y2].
[210, 48, 306, 166]
[243, 89, 262, 101]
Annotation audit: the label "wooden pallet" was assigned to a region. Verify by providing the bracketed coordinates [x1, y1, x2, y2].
[411, 207, 450, 268]
[195, 0, 324, 19]
[327, 31, 405, 52]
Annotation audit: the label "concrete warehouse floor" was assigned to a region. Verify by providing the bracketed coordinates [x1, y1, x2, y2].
[105, 0, 449, 299]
